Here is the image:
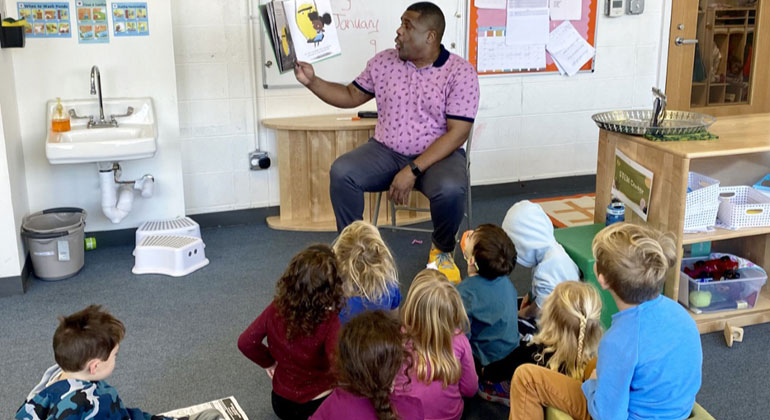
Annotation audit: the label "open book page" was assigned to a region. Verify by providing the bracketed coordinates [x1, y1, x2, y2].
[283, 0, 341, 64]
[159, 396, 249, 420]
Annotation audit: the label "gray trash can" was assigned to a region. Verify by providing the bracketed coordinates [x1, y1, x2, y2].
[21, 208, 87, 280]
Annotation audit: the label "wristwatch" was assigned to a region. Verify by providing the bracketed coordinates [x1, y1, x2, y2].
[409, 161, 423, 177]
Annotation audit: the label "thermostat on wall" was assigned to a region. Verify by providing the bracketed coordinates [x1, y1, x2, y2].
[627, 0, 644, 14]
[605, 0, 624, 17]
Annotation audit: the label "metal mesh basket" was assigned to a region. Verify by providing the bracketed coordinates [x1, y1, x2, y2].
[591, 110, 716, 136]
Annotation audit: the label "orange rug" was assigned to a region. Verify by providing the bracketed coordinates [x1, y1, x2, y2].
[531, 193, 596, 228]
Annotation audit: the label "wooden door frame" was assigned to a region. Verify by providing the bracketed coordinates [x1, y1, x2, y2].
[664, 0, 770, 116]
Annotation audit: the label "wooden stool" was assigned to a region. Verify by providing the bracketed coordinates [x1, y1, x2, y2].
[544, 402, 714, 420]
[723, 323, 744, 347]
[688, 402, 716, 420]
[544, 407, 573, 420]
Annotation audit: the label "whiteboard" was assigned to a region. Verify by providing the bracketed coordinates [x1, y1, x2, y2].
[257, 0, 466, 89]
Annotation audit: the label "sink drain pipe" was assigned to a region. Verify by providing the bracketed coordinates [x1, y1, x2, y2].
[98, 163, 154, 223]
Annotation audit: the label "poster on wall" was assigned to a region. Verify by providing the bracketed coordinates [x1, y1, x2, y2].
[17, 2, 71, 38]
[76, 0, 109, 43]
[612, 149, 654, 221]
[112, 2, 149, 36]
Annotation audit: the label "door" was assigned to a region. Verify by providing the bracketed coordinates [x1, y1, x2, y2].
[666, 0, 770, 116]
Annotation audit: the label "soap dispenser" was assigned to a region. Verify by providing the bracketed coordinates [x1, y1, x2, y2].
[51, 97, 70, 132]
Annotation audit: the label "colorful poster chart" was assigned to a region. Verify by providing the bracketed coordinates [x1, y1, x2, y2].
[76, 0, 109, 43]
[17, 2, 71, 38]
[112, 2, 149, 37]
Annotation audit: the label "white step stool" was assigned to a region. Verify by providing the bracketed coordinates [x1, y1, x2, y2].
[132, 235, 209, 277]
[135, 217, 201, 248]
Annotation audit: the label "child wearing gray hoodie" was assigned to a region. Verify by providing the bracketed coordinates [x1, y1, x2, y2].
[502, 200, 580, 321]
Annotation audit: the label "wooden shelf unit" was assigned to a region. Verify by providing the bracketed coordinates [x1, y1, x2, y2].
[594, 113, 770, 334]
[692, 4, 757, 107]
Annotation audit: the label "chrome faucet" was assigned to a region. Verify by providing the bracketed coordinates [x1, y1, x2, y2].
[89, 65, 118, 128]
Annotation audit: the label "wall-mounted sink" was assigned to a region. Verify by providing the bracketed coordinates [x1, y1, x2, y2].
[46, 97, 157, 164]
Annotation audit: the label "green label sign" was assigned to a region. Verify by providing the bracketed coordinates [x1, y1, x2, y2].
[613, 149, 653, 220]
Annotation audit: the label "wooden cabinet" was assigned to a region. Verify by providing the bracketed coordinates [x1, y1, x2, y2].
[594, 113, 770, 334]
[262, 115, 430, 232]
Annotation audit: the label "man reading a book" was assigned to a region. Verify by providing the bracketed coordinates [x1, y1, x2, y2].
[294, 1, 479, 283]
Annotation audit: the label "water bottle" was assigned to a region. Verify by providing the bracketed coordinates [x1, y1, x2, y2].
[606, 200, 625, 226]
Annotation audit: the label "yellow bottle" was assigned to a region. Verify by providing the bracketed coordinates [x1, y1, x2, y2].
[51, 97, 71, 132]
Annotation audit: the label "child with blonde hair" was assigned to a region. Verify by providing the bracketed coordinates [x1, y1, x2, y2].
[333, 221, 401, 324]
[526, 281, 603, 380]
[510, 223, 702, 420]
[394, 269, 478, 420]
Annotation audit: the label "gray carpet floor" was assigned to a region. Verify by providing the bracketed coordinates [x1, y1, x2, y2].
[2, 181, 768, 419]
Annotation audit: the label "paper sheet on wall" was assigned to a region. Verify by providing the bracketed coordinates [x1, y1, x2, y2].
[475, 0, 507, 9]
[506, 0, 550, 46]
[478, 35, 545, 71]
[549, 0, 582, 21]
[546, 21, 595, 76]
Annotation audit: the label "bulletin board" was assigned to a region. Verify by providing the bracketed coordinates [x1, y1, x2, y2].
[467, 0, 598, 75]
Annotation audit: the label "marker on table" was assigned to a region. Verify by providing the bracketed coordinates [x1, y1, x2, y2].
[336, 116, 361, 121]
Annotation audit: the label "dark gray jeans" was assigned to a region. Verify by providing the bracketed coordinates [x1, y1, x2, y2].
[329, 138, 467, 253]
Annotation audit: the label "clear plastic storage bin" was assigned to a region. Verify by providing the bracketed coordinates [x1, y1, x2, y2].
[679, 255, 767, 314]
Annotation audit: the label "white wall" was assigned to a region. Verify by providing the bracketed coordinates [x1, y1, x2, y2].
[8, 0, 184, 232]
[173, 0, 671, 214]
[0, 0, 29, 278]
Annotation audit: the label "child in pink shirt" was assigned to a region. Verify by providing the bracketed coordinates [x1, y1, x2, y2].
[310, 311, 423, 420]
[394, 269, 478, 420]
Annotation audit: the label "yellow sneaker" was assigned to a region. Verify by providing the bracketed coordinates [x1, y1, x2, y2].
[428, 245, 461, 284]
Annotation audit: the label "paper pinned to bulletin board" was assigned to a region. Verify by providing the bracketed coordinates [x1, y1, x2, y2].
[468, 0, 597, 76]
[17, 2, 71, 38]
[112, 2, 149, 36]
[613, 149, 653, 221]
[75, 0, 109, 43]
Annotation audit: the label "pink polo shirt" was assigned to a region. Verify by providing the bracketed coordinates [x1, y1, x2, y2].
[352, 45, 480, 155]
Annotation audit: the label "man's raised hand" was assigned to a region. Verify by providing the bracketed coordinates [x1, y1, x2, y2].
[294, 61, 315, 86]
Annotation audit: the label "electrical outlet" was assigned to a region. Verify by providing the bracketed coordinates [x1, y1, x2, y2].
[249, 151, 271, 170]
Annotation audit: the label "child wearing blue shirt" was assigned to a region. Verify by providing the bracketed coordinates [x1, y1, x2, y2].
[456, 224, 519, 406]
[333, 221, 401, 324]
[510, 223, 702, 420]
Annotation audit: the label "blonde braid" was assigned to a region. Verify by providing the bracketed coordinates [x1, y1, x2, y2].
[576, 315, 587, 367]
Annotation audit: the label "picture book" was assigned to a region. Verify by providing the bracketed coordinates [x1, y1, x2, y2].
[262, 0, 341, 73]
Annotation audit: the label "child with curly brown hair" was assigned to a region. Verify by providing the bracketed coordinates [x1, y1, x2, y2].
[238, 244, 346, 420]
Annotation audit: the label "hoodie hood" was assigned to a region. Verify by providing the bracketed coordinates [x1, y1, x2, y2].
[502, 200, 556, 268]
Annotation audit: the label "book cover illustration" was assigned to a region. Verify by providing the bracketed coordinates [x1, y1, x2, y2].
[285, 0, 341, 64]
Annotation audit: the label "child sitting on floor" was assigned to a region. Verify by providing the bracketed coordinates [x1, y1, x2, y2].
[508, 281, 603, 381]
[16, 305, 218, 420]
[456, 223, 519, 406]
[394, 269, 478, 420]
[502, 200, 580, 321]
[333, 221, 401, 324]
[238, 244, 345, 420]
[311, 310, 424, 420]
[510, 223, 702, 420]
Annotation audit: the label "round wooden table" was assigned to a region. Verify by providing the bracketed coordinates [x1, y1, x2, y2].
[262, 114, 431, 232]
